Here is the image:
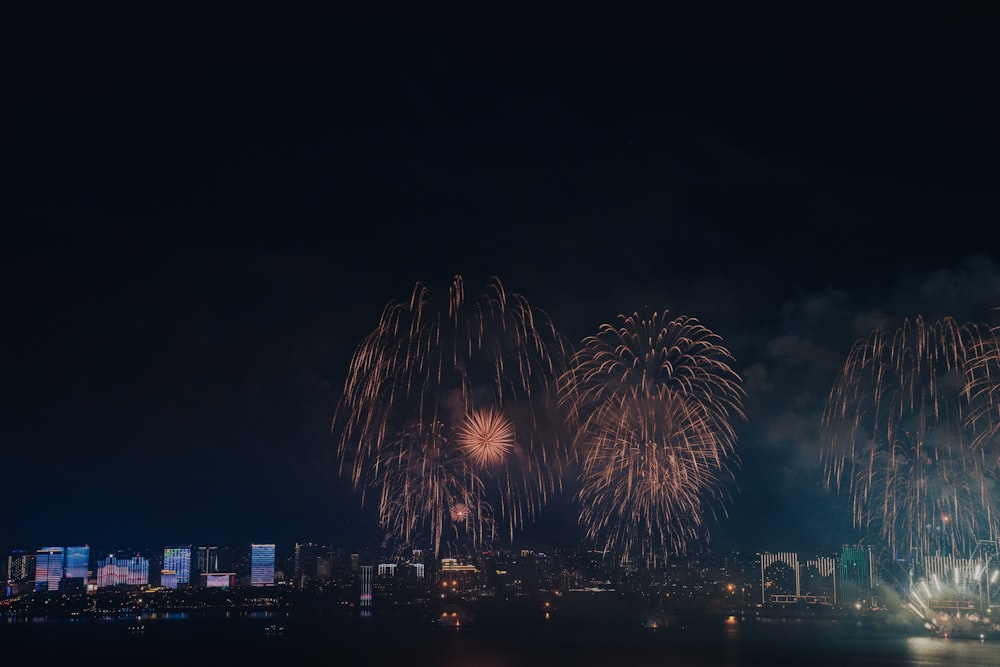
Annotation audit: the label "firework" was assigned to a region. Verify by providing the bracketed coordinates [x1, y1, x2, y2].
[455, 407, 516, 467]
[559, 310, 745, 559]
[821, 315, 1000, 562]
[332, 276, 572, 556]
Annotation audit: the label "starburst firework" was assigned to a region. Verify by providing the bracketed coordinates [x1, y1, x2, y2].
[455, 407, 516, 467]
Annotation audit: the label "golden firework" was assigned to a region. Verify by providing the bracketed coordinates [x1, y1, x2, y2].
[456, 407, 516, 467]
[332, 275, 572, 556]
[560, 310, 745, 559]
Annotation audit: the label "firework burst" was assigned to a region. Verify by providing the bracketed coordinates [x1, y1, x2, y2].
[332, 275, 572, 556]
[559, 310, 745, 559]
[456, 407, 516, 467]
[821, 315, 1000, 562]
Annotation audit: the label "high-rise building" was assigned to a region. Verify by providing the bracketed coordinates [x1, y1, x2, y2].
[62, 546, 90, 591]
[251, 544, 275, 587]
[163, 546, 192, 585]
[6, 550, 34, 583]
[840, 545, 874, 607]
[360, 564, 373, 607]
[96, 554, 149, 588]
[5, 550, 35, 596]
[34, 547, 64, 592]
[64, 546, 89, 581]
[196, 546, 219, 575]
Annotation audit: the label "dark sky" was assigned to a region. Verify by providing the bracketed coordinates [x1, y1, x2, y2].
[4, 4, 1000, 557]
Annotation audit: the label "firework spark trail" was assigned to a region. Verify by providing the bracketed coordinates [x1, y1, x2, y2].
[821, 315, 1000, 563]
[559, 311, 745, 559]
[332, 276, 572, 557]
[967, 315, 1000, 471]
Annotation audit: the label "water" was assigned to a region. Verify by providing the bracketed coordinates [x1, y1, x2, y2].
[3, 611, 997, 666]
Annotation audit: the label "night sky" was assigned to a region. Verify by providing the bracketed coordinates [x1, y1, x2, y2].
[5, 4, 1000, 557]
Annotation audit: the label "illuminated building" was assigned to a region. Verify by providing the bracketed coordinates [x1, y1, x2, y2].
[201, 572, 236, 589]
[251, 544, 275, 586]
[7, 550, 34, 584]
[801, 555, 837, 603]
[839, 545, 874, 607]
[441, 557, 479, 573]
[197, 546, 219, 575]
[759, 552, 800, 603]
[64, 546, 89, 581]
[62, 546, 89, 592]
[96, 554, 150, 588]
[163, 546, 192, 584]
[360, 565, 373, 607]
[34, 547, 64, 592]
[377, 563, 396, 576]
[411, 549, 424, 579]
[160, 569, 178, 589]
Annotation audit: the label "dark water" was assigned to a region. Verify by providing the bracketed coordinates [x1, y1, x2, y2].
[3, 611, 998, 666]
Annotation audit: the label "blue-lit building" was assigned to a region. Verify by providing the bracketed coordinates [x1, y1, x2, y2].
[34, 547, 64, 592]
[163, 546, 192, 585]
[160, 570, 179, 589]
[64, 546, 90, 583]
[250, 544, 275, 586]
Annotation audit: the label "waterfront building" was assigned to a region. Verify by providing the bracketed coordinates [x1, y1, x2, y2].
[34, 546, 64, 592]
[839, 545, 874, 607]
[163, 546, 192, 584]
[64, 545, 89, 581]
[96, 553, 150, 588]
[251, 543, 275, 586]
[201, 572, 236, 588]
[196, 546, 219, 575]
[160, 569, 178, 589]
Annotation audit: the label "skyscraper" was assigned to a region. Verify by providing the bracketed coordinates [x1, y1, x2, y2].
[34, 547, 64, 592]
[63, 546, 90, 590]
[196, 546, 219, 576]
[163, 546, 192, 585]
[250, 544, 275, 587]
[840, 545, 874, 607]
[6, 550, 34, 584]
